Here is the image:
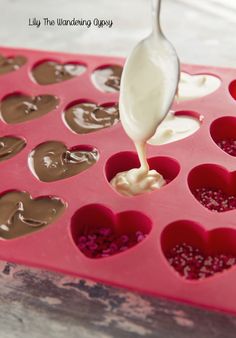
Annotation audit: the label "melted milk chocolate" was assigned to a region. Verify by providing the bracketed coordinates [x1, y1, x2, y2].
[64, 102, 119, 134]
[0, 136, 26, 161]
[29, 141, 99, 182]
[92, 65, 123, 92]
[0, 191, 66, 240]
[0, 55, 27, 75]
[32, 61, 86, 85]
[0, 94, 59, 124]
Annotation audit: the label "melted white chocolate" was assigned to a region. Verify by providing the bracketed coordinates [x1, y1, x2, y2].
[177, 72, 221, 101]
[148, 111, 201, 145]
[110, 167, 166, 197]
[111, 0, 179, 197]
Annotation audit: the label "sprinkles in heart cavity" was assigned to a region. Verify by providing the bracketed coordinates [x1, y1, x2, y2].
[166, 242, 236, 280]
[193, 187, 236, 212]
[77, 226, 147, 258]
[217, 139, 236, 157]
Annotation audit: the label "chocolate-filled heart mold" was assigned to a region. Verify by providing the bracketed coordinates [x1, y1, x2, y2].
[63, 101, 119, 134]
[0, 136, 26, 162]
[92, 65, 123, 92]
[0, 54, 27, 75]
[32, 60, 86, 85]
[0, 191, 66, 240]
[29, 141, 99, 182]
[71, 204, 152, 259]
[0, 93, 59, 124]
[0, 46, 236, 316]
[161, 221, 236, 280]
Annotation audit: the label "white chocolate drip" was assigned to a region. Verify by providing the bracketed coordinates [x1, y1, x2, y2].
[111, 0, 179, 196]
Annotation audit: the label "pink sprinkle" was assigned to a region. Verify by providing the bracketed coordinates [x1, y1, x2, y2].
[77, 226, 147, 258]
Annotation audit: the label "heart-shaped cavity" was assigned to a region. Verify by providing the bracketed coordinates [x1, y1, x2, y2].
[0, 93, 59, 124]
[0, 54, 27, 75]
[211, 116, 236, 157]
[63, 100, 119, 134]
[161, 221, 236, 280]
[105, 151, 180, 196]
[0, 190, 66, 240]
[177, 72, 221, 101]
[71, 204, 152, 258]
[188, 164, 236, 212]
[148, 110, 203, 145]
[29, 141, 99, 182]
[229, 80, 236, 100]
[0, 136, 26, 162]
[32, 60, 86, 85]
[92, 65, 123, 93]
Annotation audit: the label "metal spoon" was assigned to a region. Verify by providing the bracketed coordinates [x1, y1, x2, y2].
[119, 0, 180, 159]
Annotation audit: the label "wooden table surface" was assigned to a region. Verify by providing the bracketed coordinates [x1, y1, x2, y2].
[0, 0, 235, 337]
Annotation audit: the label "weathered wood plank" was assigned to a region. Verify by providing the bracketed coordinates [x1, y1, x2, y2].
[0, 262, 236, 338]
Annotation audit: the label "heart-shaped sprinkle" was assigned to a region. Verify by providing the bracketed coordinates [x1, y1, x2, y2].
[29, 141, 99, 182]
[166, 242, 236, 280]
[0, 55, 27, 75]
[64, 102, 119, 134]
[92, 65, 123, 92]
[0, 191, 66, 239]
[32, 61, 86, 85]
[0, 94, 59, 124]
[0, 136, 26, 162]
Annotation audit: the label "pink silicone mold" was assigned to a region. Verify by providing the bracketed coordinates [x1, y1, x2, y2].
[0, 46, 236, 315]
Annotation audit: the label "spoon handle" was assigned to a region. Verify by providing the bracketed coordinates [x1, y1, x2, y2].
[152, 0, 162, 34]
